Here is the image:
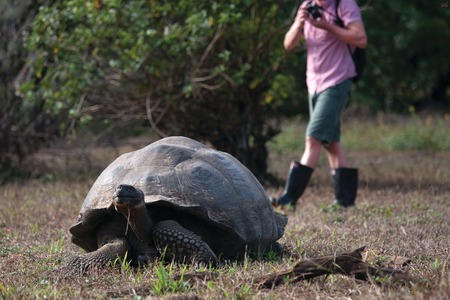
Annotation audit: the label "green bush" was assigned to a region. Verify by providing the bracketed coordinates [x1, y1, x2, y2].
[21, 0, 296, 178]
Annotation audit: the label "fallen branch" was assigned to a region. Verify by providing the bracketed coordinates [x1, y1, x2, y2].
[257, 246, 411, 289]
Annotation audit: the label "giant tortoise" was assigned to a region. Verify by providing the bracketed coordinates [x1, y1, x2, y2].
[67, 136, 287, 272]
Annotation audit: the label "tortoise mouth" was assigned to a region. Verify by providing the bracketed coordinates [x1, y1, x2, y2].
[113, 184, 145, 208]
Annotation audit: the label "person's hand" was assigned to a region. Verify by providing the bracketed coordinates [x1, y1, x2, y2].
[293, 5, 308, 29]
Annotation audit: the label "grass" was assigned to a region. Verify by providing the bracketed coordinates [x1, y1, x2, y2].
[1, 115, 449, 299]
[269, 113, 450, 154]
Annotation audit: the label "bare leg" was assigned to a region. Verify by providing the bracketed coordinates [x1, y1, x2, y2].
[324, 141, 347, 172]
[300, 136, 322, 168]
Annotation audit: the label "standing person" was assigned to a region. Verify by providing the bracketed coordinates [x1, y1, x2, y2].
[272, 0, 367, 208]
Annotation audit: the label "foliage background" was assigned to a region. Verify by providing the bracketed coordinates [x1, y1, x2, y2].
[1, 0, 449, 181]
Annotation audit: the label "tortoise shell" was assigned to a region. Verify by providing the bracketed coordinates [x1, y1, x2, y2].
[70, 136, 287, 254]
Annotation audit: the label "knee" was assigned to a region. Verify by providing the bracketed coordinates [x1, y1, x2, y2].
[324, 142, 340, 154]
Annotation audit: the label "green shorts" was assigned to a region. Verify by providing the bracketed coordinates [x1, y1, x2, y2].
[306, 79, 352, 145]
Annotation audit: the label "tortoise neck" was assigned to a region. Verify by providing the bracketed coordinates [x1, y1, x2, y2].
[118, 203, 154, 244]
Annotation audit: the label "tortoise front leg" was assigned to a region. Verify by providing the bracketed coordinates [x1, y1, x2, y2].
[152, 220, 218, 266]
[66, 238, 130, 274]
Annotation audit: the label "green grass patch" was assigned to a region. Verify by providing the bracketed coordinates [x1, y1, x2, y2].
[151, 263, 192, 296]
[270, 114, 450, 152]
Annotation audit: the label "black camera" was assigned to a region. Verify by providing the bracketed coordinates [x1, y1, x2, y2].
[306, 1, 323, 20]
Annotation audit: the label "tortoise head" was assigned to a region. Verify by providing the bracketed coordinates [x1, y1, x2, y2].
[113, 184, 155, 245]
[113, 184, 145, 211]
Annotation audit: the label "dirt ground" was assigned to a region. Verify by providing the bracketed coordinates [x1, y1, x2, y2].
[1, 137, 449, 299]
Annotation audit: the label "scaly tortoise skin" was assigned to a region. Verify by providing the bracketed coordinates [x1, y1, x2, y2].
[67, 136, 287, 273]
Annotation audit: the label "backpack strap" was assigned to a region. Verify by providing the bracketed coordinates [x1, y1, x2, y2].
[334, 0, 345, 27]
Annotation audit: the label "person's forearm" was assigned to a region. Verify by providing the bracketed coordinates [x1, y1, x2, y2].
[325, 21, 367, 49]
[284, 20, 304, 51]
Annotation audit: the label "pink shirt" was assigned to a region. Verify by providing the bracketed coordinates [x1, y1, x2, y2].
[303, 0, 362, 94]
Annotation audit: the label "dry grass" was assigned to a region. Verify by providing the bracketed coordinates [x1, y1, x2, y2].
[1, 118, 449, 299]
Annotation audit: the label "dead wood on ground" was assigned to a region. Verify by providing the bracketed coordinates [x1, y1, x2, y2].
[257, 246, 411, 289]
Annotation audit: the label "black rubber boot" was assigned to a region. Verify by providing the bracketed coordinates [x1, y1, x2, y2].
[332, 168, 358, 207]
[272, 161, 314, 208]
